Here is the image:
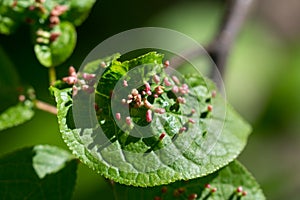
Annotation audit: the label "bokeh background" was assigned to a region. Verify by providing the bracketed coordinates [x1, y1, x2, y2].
[1, 0, 300, 199]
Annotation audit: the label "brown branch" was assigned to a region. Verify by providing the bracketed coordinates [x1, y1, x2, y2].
[209, 0, 255, 79]
[170, 0, 255, 90]
[35, 100, 58, 115]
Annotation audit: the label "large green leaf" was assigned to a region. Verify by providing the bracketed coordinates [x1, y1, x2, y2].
[52, 52, 251, 187]
[34, 21, 77, 67]
[0, 145, 77, 199]
[113, 160, 265, 200]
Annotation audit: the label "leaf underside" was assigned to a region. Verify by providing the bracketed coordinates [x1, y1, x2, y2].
[52, 52, 252, 187]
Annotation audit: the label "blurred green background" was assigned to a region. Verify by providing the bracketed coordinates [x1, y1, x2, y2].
[1, 0, 299, 199]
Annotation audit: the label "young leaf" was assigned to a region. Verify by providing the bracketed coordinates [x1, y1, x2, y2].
[32, 145, 76, 179]
[0, 145, 77, 200]
[0, 99, 34, 131]
[34, 21, 76, 67]
[52, 52, 252, 187]
[112, 160, 265, 200]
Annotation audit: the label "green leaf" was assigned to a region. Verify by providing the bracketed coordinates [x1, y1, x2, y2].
[0, 14, 18, 35]
[32, 145, 76, 179]
[113, 160, 265, 200]
[52, 52, 252, 187]
[0, 0, 35, 35]
[0, 45, 35, 130]
[0, 86, 36, 132]
[0, 99, 35, 131]
[34, 21, 76, 67]
[61, 0, 96, 26]
[0, 145, 77, 200]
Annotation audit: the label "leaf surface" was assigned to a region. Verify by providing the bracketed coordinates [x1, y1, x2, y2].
[34, 21, 77, 67]
[52, 52, 252, 187]
[0, 99, 34, 131]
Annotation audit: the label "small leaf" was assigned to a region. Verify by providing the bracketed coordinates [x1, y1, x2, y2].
[113, 160, 266, 200]
[0, 145, 77, 200]
[33, 145, 75, 179]
[34, 21, 76, 67]
[0, 99, 34, 131]
[0, 86, 36, 131]
[52, 52, 252, 187]
[61, 0, 96, 26]
[0, 45, 35, 130]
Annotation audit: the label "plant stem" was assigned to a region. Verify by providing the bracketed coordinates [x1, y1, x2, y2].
[49, 67, 57, 86]
[35, 100, 58, 115]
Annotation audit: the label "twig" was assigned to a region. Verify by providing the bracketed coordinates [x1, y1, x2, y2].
[209, 0, 255, 79]
[35, 100, 58, 115]
[170, 0, 254, 89]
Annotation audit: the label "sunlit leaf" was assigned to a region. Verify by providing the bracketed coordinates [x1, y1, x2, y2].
[52, 52, 251, 187]
[32, 145, 76, 179]
[34, 21, 76, 67]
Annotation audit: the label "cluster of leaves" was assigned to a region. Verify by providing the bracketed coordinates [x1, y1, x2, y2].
[0, 0, 96, 67]
[0, 2, 95, 198]
[0, 39, 79, 200]
[50, 52, 265, 199]
[0, 46, 266, 198]
[0, 0, 95, 133]
[0, 2, 265, 199]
